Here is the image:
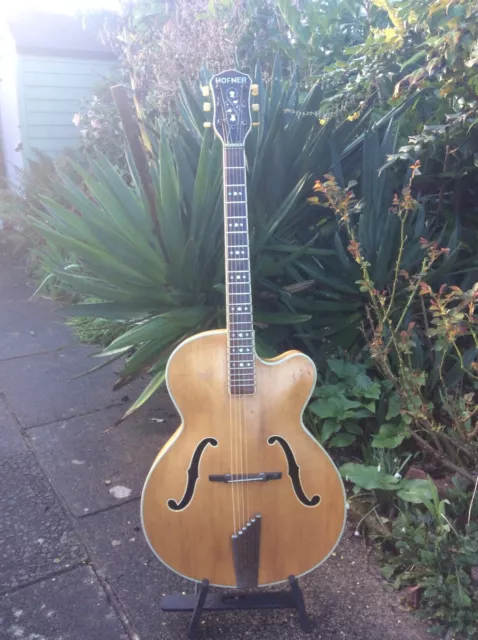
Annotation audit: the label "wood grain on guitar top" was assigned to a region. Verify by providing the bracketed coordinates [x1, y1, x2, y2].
[141, 330, 346, 587]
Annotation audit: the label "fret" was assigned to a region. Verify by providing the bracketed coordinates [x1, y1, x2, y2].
[229, 374, 256, 379]
[226, 184, 246, 187]
[229, 372, 256, 376]
[226, 200, 247, 204]
[229, 365, 255, 369]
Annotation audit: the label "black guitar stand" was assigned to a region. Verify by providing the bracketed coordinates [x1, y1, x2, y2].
[160, 575, 312, 639]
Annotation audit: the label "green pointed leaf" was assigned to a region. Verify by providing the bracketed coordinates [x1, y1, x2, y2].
[329, 433, 356, 447]
[372, 423, 408, 449]
[339, 463, 400, 490]
[121, 369, 167, 420]
[321, 418, 340, 442]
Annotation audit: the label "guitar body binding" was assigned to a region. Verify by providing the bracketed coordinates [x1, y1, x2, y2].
[141, 330, 346, 588]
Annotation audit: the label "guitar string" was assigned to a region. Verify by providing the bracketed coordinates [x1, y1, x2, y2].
[225, 144, 236, 535]
[220, 99, 237, 535]
[236, 100, 247, 532]
[242, 104, 252, 551]
[230, 120, 244, 530]
[233, 95, 249, 538]
[235, 143, 248, 532]
[232, 145, 245, 531]
[232, 143, 245, 530]
[240, 95, 252, 532]
[237, 91, 254, 566]
[225, 97, 243, 533]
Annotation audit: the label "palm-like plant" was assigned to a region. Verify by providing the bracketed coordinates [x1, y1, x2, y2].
[33, 62, 445, 416]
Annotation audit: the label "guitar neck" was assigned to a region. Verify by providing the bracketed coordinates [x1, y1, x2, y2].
[223, 146, 255, 396]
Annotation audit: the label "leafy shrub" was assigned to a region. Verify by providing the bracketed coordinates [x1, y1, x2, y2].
[313, 163, 478, 481]
[34, 65, 383, 415]
[308, 358, 389, 448]
[381, 478, 478, 637]
[236, 0, 478, 231]
[74, 77, 127, 176]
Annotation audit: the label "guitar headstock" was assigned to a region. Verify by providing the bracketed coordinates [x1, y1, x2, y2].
[206, 70, 256, 146]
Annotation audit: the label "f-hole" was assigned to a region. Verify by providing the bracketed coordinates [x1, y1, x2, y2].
[168, 438, 218, 511]
[268, 436, 321, 507]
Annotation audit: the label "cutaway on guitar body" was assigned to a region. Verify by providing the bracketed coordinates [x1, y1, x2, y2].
[141, 330, 346, 588]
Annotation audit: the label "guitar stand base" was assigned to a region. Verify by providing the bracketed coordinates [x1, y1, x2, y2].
[160, 575, 312, 639]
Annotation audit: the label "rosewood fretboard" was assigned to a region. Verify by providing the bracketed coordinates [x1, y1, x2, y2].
[224, 146, 255, 395]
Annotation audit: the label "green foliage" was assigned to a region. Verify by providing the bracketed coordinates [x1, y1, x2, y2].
[65, 297, 128, 347]
[237, 0, 478, 227]
[340, 463, 437, 503]
[308, 358, 399, 448]
[381, 480, 478, 637]
[34, 64, 380, 415]
[314, 166, 478, 481]
[74, 77, 127, 176]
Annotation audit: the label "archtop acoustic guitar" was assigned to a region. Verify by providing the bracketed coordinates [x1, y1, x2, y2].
[141, 70, 346, 588]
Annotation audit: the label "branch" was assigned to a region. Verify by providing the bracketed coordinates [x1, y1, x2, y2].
[410, 431, 476, 483]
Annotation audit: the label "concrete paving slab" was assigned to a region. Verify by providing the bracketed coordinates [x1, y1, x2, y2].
[78, 500, 189, 640]
[0, 264, 74, 360]
[0, 264, 35, 302]
[0, 453, 87, 593]
[0, 395, 27, 460]
[79, 501, 429, 640]
[0, 346, 141, 428]
[0, 565, 128, 640]
[29, 401, 176, 516]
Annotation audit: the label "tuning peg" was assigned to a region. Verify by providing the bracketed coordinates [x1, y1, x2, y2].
[201, 85, 210, 97]
[252, 103, 259, 112]
[252, 122, 260, 127]
[204, 122, 212, 128]
[251, 84, 259, 96]
[203, 102, 211, 112]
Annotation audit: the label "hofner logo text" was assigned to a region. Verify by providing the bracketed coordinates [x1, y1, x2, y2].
[215, 76, 247, 84]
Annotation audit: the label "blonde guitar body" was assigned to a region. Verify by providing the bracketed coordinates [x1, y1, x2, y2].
[141, 330, 346, 587]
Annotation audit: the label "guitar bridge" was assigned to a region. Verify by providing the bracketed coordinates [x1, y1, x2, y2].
[232, 515, 262, 588]
[209, 472, 281, 484]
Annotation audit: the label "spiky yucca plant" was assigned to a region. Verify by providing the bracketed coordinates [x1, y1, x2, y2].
[33, 62, 434, 416]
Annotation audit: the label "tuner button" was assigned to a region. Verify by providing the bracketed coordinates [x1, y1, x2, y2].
[251, 84, 259, 96]
[201, 85, 210, 97]
[252, 103, 260, 112]
[203, 122, 212, 128]
[203, 102, 211, 112]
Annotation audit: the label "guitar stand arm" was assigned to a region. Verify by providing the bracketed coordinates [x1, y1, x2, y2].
[160, 575, 312, 639]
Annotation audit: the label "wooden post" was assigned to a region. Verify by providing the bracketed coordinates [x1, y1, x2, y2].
[110, 84, 162, 243]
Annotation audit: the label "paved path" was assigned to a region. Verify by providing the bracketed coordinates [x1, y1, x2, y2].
[0, 260, 430, 640]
